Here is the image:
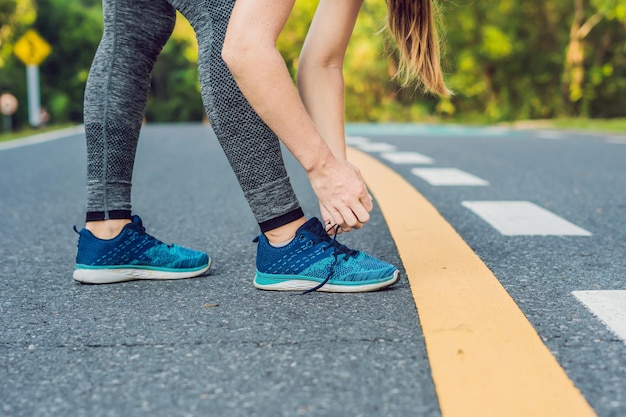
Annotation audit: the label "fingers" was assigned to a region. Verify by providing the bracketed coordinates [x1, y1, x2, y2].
[321, 189, 372, 233]
[341, 220, 363, 233]
[363, 193, 374, 212]
[325, 220, 363, 235]
[351, 200, 371, 224]
[325, 220, 338, 235]
[324, 200, 367, 234]
[312, 159, 374, 233]
[339, 190, 371, 228]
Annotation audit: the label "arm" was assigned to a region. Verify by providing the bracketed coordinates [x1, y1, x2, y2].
[297, 0, 363, 160]
[222, 0, 372, 229]
[297, 0, 364, 231]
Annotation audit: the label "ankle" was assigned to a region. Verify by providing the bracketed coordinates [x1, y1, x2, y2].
[264, 217, 307, 245]
[86, 219, 132, 239]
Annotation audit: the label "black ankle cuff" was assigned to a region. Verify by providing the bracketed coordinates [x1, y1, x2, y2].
[86, 210, 132, 222]
[259, 208, 305, 233]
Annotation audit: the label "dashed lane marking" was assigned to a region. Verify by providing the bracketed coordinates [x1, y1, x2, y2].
[412, 167, 489, 186]
[345, 136, 371, 146]
[573, 291, 626, 346]
[535, 131, 565, 140]
[353, 142, 397, 152]
[605, 137, 626, 145]
[380, 151, 434, 165]
[345, 123, 513, 137]
[462, 201, 592, 236]
[349, 147, 597, 417]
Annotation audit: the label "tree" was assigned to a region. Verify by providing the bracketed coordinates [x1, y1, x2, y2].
[34, 0, 103, 123]
[0, 0, 36, 129]
[146, 12, 205, 122]
[2, 0, 624, 129]
[563, 0, 626, 116]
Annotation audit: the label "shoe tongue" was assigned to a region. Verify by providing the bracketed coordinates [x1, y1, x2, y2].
[299, 217, 325, 236]
[131, 215, 143, 228]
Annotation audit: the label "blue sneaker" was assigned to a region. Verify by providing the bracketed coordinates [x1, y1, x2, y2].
[253, 217, 399, 293]
[73, 215, 211, 284]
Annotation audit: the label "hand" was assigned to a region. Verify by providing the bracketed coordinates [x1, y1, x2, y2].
[308, 154, 373, 232]
[320, 202, 364, 235]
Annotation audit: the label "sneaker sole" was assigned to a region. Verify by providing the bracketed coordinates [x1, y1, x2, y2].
[253, 269, 400, 293]
[73, 259, 211, 284]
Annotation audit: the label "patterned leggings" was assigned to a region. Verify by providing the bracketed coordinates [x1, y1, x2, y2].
[84, 0, 303, 232]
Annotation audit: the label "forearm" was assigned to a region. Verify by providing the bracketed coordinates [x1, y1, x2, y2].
[223, 36, 332, 173]
[297, 63, 347, 160]
[296, 0, 363, 161]
[223, 0, 372, 229]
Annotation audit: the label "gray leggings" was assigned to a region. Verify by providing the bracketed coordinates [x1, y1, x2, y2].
[84, 0, 303, 232]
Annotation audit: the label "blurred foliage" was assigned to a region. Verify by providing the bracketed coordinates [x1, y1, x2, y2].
[145, 13, 204, 123]
[0, 0, 625, 130]
[0, 0, 37, 129]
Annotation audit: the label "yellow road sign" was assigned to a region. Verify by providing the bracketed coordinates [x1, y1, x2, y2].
[14, 30, 51, 66]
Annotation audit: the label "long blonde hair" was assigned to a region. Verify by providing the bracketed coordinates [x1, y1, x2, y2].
[386, 0, 450, 96]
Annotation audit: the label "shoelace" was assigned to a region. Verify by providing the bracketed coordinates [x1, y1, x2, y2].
[302, 225, 358, 294]
[133, 223, 171, 248]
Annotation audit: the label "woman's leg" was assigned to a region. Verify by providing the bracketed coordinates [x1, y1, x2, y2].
[174, 0, 305, 238]
[84, 0, 177, 227]
[169, 0, 398, 293]
[74, 0, 210, 284]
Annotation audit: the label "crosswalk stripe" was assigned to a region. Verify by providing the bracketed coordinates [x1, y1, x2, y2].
[462, 201, 592, 236]
[349, 147, 597, 417]
[572, 291, 626, 345]
[412, 168, 489, 186]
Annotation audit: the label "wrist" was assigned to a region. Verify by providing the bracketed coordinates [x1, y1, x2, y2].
[303, 142, 336, 174]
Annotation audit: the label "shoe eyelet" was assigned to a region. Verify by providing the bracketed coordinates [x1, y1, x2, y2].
[299, 234, 305, 240]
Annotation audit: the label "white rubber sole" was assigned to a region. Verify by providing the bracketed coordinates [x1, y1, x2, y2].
[253, 270, 400, 293]
[73, 259, 211, 284]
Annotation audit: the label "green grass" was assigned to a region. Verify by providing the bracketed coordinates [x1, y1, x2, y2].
[548, 118, 626, 133]
[0, 124, 74, 143]
[509, 118, 626, 133]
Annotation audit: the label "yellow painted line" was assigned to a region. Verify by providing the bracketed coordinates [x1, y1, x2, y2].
[348, 147, 597, 417]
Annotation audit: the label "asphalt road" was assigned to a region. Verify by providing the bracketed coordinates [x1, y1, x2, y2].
[0, 123, 624, 417]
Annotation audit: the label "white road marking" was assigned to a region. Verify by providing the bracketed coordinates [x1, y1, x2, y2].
[345, 136, 371, 145]
[355, 142, 397, 152]
[535, 131, 565, 140]
[345, 123, 512, 137]
[0, 125, 84, 151]
[462, 201, 592, 236]
[572, 290, 626, 345]
[381, 151, 434, 165]
[482, 126, 512, 134]
[605, 136, 626, 145]
[412, 168, 489, 186]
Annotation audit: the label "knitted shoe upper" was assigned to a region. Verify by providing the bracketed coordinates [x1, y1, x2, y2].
[75, 215, 209, 270]
[255, 217, 397, 283]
